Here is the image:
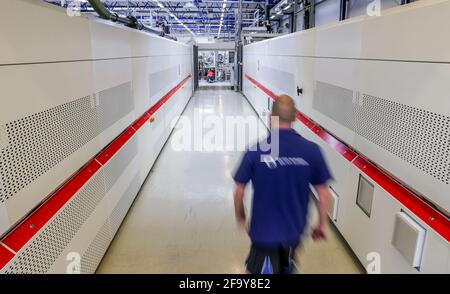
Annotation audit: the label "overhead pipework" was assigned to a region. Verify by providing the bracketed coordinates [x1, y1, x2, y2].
[269, 0, 293, 20]
[87, 0, 177, 40]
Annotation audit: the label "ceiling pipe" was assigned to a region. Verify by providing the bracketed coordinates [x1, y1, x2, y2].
[86, 0, 177, 41]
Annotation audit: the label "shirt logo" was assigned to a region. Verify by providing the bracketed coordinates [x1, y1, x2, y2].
[262, 156, 310, 169]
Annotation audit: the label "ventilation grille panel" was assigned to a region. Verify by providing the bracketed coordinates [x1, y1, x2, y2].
[355, 94, 450, 185]
[313, 81, 450, 185]
[2, 171, 106, 274]
[0, 96, 98, 203]
[81, 221, 112, 274]
[96, 82, 134, 132]
[313, 81, 354, 130]
[80, 172, 141, 274]
[109, 172, 140, 235]
[0, 81, 134, 204]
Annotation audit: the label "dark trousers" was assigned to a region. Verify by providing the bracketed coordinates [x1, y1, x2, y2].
[245, 244, 298, 274]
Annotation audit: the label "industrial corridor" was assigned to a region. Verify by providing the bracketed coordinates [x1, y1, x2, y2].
[96, 89, 362, 274]
[1, 0, 450, 278]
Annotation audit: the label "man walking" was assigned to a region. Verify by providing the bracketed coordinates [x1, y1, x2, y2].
[233, 95, 332, 274]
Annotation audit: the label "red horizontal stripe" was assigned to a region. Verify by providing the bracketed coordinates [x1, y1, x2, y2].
[245, 74, 450, 242]
[96, 128, 136, 165]
[0, 76, 191, 268]
[132, 112, 151, 131]
[0, 245, 14, 269]
[353, 157, 450, 242]
[149, 75, 191, 115]
[2, 160, 101, 252]
[312, 126, 358, 161]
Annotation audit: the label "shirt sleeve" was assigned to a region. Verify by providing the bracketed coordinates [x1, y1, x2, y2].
[310, 146, 333, 186]
[233, 151, 254, 185]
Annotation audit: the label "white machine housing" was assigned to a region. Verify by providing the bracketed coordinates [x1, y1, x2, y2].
[0, 0, 193, 273]
[243, 0, 450, 273]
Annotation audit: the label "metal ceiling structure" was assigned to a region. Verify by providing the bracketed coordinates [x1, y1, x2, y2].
[46, 0, 278, 39]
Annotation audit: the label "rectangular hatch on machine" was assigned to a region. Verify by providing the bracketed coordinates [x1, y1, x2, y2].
[392, 211, 426, 269]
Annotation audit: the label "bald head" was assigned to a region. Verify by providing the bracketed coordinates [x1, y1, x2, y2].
[272, 94, 296, 126]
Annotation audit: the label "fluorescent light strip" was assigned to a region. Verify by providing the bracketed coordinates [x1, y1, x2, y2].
[283, 4, 291, 10]
[153, 0, 195, 36]
[217, 0, 227, 37]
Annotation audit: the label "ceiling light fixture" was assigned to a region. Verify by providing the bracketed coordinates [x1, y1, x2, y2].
[217, 0, 227, 37]
[153, 0, 195, 36]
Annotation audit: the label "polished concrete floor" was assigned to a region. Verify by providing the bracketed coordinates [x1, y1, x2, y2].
[97, 89, 364, 274]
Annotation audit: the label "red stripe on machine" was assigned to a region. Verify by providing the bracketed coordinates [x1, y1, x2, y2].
[2, 160, 101, 252]
[244, 74, 450, 242]
[0, 245, 15, 269]
[0, 75, 191, 267]
[132, 112, 151, 131]
[353, 157, 450, 242]
[96, 128, 136, 165]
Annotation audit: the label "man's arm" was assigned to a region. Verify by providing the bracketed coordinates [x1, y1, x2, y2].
[234, 183, 246, 228]
[312, 184, 331, 240]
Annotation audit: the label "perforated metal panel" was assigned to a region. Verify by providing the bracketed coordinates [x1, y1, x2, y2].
[2, 171, 106, 274]
[313, 81, 354, 130]
[109, 172, 140, 235]
[354, 93, 450, 185]
[96, 82, 134, 132]
[0, 96, 98, 204]
[0, 81, 135, 205]
[103, 135, 138, 192]
[80, 221, 111, 274]
[149, 66, 179, 98]
[80, 172, 141, 274]
[313, 81, 450, 185]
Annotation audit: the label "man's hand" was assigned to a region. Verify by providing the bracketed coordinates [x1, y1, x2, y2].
[236, 214, 246, 230]
[312, 184, 331, 242]
[234, 183, 247, 230]
[312, 223, 327, 241]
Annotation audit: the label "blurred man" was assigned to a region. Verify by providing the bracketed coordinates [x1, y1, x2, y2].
[233, 95, 332, 274]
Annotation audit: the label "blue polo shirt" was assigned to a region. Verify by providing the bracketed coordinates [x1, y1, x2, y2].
[233, 129, 332, 248]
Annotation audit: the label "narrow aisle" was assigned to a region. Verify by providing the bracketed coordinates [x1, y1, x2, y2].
[97, 89, 363, 274]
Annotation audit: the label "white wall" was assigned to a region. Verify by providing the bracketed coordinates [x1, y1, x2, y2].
[243, 0, 450, 273]
[315, 0, 341, 27]
[0, 0, 193, 273]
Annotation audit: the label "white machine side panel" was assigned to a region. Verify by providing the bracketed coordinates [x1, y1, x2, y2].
[0, 1, 193, 273]
[243, 0, 450, 274]
[244, 0, 449, 213]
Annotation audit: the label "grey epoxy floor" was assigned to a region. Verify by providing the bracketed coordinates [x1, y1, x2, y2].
[96, 89, 363, 274]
